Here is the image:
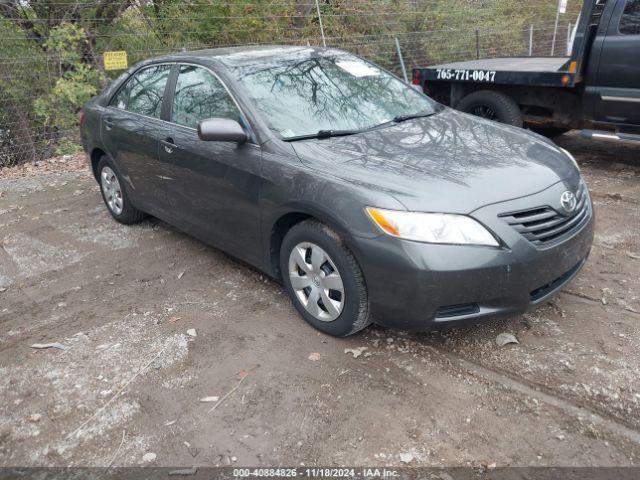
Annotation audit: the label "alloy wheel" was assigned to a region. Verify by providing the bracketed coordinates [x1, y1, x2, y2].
[288, 242, 345, 322]
[101, 166, 124, 215]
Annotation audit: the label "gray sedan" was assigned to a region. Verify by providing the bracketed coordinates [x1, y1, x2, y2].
[80, 46, 594, 336]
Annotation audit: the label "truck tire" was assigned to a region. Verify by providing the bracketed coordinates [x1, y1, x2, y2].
[456, 90, 523, 128]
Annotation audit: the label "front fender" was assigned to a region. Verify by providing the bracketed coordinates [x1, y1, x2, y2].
[260, 165, 405, 277]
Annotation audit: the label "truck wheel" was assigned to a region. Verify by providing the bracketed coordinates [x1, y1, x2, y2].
[456, 91, 523, 127]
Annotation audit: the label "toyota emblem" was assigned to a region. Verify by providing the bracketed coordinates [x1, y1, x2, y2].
[560, 191, 577, 214]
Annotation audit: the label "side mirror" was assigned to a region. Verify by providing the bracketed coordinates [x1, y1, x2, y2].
[197, 118, 247, 144]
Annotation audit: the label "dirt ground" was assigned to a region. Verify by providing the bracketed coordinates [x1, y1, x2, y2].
[0, 133, 639, 468]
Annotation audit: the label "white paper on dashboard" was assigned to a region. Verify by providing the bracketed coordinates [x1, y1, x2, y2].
[336, 60, 380, 77]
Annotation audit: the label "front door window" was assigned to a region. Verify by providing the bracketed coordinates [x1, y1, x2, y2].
[171, 66, 240, 129]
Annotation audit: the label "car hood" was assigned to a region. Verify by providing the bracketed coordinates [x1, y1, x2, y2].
[290, 108, 578, 213]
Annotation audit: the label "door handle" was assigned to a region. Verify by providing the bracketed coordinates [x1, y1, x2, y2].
[104, 118, 114, 131]
[163, 137, 176, 154]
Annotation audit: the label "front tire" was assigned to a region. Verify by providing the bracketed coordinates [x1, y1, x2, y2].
[97, 157, 145, 225]
[280, 220, 370, 337]
[456, 90, 523, 127]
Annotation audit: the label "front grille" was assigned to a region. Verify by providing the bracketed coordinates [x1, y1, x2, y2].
[499, 182, 590, 246]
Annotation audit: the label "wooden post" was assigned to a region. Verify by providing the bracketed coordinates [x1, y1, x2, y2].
[395, 37, 408, 83]
[315, 0, 326, 47]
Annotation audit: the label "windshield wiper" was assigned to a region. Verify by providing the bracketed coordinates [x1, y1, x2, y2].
[283, 106, 445, 142]
[283, 129, 363, 142]
[392, 110, 438, 123]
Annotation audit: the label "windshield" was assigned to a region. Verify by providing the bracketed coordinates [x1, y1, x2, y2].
[234, 54, 437, 139]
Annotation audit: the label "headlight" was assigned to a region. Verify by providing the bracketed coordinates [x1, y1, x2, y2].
[559, 147, 580, 172]
[366, 207, 499, 247]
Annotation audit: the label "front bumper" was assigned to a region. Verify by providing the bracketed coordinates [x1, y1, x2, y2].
[354, 182, 595, 330]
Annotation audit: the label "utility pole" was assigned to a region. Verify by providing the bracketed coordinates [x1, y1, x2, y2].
[551, 0, 568, 56]
[395, 38, 408, 83]
[315, 0, 326, 47]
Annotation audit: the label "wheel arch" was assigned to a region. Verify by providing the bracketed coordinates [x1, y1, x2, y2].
[267, 206, 364, 281]
[90, 147, 107, 182]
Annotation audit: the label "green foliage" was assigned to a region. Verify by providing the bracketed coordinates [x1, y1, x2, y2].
[33, 24, 103, 149]
[44, 23, 87, 67]
[34, 64, 101, 130]
[54, 137, 83, 156]
[0, 16, 50, 166]
[146, 0, 299, 50]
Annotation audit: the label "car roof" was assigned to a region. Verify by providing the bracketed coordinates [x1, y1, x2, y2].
[148, 45, 348, 68]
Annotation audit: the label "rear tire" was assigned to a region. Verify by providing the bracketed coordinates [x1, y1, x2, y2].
[456, 90, 523, 127]
[280, 220, 371, 337]
[97, 157, 145, 225]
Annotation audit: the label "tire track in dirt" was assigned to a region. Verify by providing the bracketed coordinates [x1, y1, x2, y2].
[425, 344, 640, 446]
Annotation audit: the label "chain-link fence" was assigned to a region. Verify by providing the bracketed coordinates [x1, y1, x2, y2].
[0, 0, 580, 168]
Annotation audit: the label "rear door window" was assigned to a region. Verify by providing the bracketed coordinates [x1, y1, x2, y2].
[171, 65, 240, 129]
[620, 0, 640, 35]
[110, 65, 171, 118]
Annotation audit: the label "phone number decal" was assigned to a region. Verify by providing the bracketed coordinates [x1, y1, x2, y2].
[435, 68, 497, 82]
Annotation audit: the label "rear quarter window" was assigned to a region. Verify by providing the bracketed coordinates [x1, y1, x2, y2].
[110, 65, 172, 118]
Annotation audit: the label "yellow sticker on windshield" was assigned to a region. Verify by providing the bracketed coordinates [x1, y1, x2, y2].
[103, 51, 128, 71]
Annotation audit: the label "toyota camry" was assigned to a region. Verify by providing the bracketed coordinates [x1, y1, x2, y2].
[80, 46, 594, 337]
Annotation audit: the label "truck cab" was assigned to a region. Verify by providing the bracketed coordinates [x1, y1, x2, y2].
[412, 0, 640, 141]
[584, 0, 640, 128]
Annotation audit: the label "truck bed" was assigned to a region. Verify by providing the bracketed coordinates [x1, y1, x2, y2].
[415, 56, 577, 88]
[432, 57, 570, 73]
